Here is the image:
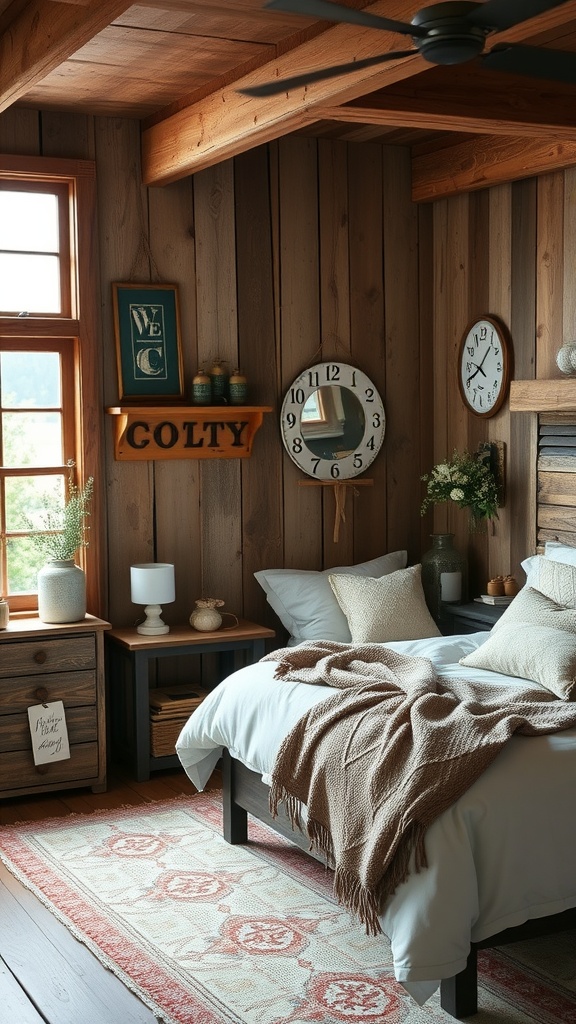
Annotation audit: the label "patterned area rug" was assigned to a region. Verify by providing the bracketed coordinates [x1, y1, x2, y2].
[1, 792, 575, 1024]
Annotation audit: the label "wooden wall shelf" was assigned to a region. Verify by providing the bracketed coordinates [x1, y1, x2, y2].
[106, 406, 273, 461]
[510, 379, 576, 413]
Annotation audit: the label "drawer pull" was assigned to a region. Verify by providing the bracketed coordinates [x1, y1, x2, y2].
[34, 686, 49, 703]
[34, 650, 47, 665]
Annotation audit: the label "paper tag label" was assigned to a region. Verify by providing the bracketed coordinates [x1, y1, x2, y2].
[27, 700, 71, 765]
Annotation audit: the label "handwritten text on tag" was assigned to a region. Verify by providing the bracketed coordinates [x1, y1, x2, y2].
[27, 700, 71, 765]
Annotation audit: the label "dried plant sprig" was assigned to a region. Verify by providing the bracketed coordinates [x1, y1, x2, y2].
[31, 461, 94, 561]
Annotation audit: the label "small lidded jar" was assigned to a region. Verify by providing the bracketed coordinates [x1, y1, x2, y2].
[486, 576, 505, 597]
[228, 369, 248, 405]
[192, 368, 212, 405]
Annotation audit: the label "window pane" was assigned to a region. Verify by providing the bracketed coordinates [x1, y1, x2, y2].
[3, 412, 63, 467]
[0, 253, 60, 314]
[0, 191, 59, 252]
[5, 474, 65, 531]
[6, 535, 45, 595]
[1, 351, 61, 407]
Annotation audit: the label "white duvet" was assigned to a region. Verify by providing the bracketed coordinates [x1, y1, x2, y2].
[176, 632, 576, 1005]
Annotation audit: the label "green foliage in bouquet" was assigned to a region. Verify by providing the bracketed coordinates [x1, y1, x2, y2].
[420, 448, 499, 526]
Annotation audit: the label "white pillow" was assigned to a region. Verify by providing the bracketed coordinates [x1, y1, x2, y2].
[254, 550, 407, 643]
[544, 541, 576, 566]
[520, 554, 541, 587]
[328, 564, 441, 643]
[460, 623, 576, 700]
[522, 544, 576, 589]
[492, 586, 576, 635]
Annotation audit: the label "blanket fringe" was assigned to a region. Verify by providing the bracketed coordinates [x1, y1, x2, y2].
[269, 781, 303, 834]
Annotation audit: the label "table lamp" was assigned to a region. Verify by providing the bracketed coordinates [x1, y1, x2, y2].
[130, 562, 175, 635]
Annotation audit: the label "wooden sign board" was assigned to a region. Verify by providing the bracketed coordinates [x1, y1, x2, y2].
[106, 406, 272, 461]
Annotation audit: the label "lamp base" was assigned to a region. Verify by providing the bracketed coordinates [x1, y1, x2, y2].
[136, 604, 170, 635]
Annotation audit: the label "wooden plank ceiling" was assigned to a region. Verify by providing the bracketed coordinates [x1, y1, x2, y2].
[2, 0, 576, 196]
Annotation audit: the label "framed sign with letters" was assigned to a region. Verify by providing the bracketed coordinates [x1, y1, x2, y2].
[112, 283, 184, 402]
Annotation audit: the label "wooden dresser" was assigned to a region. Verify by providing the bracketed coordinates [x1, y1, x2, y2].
[0, 615, 110, 799]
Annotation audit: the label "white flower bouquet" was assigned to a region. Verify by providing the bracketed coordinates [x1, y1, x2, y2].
[420, 448, 499, 526]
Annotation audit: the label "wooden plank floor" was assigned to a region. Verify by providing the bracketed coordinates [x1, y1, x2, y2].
[0, 766, 221, 1024]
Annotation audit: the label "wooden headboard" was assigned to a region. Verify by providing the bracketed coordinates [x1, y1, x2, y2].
[537, 418, 576, 549]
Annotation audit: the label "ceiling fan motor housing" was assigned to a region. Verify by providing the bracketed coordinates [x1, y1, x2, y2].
[412, 1, 489, 65]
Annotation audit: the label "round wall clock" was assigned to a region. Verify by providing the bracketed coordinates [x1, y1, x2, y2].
[280, 362, 385, 480]
[457, 315, 513, 418]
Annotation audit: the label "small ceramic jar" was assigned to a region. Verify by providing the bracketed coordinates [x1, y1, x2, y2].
[192, 369, 212, 405]
[190, 598, 225, 631]
[486, 576, 505, 596]
[228, 369, 248, 406]
[210, 361, 228, 404]
[504, 575, 519, 596]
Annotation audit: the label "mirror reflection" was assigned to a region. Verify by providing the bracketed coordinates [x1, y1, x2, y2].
[301, 385, 365, 461]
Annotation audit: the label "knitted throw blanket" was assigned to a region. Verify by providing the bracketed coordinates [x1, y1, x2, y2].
[264, 640, 576, 936]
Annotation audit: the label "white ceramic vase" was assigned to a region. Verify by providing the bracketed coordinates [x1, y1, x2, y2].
[38, 559, 86, 623]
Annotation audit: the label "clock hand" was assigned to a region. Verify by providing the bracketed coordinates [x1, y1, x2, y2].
[466, 364, 481, 387]
[466, 346, 492, 387]
[475, 346, 491, 375]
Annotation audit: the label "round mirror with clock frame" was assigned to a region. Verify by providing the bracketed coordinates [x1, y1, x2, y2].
[280, 362, 386, 480]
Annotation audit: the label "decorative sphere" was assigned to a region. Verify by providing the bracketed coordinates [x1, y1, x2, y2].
[556, 343, 576, 375]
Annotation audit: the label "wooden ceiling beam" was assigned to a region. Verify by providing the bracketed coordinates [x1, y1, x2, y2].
[141, 0, 576, 185]
[0, 0, 132, 112]
[412, 135, 576, 202]
[141, 13, 429, 184]
[313, 95, 576, 139]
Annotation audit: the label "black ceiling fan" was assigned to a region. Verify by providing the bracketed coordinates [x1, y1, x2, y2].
[241, 0, 576, 96]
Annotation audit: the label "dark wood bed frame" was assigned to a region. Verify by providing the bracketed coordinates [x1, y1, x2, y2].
[221, 749, 576, 1020]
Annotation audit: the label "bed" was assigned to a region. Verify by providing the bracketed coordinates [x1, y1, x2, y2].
[176, 551, 576, 1019]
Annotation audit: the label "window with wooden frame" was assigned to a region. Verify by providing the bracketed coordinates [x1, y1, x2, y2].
[0, 156, 104, 617]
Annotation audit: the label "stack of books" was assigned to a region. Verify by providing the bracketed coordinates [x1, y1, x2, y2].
[149, 684, 208, 757]
[474, 594, 515, 606]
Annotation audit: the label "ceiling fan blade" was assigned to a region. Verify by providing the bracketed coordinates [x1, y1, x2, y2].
[482, 42, 576, 83]
[239, 49, 416, 96]
[468, 0, 572, 32]
[264, 0, 427, 37]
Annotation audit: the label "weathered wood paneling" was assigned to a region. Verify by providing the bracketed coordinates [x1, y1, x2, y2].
[8, 104, 576, 636]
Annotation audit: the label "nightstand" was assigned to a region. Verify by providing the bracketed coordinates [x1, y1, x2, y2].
[440, 601, 508, 635]
[0, 615, 111, 799]
[106, 619, 275, 781]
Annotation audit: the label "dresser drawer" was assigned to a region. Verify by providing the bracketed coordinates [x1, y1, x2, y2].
[0, 705, 97, 753]
[0, 741, 100, 794]
[0, 634, 96, 678]
[0, 670, 96, 714]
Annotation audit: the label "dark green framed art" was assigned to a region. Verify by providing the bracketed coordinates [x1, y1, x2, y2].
[112, 283, 184, 402]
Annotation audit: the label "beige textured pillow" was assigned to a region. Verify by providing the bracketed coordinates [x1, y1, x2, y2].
[537, 558, 576, 608]
[492, 586, 576, 635]
[328, 564, 441, 643]
[460, 623, 576, 700]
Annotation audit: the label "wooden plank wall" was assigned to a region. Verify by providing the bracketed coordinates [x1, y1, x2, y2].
[4, 106, 576, 627]
[0, 109, 426, 638]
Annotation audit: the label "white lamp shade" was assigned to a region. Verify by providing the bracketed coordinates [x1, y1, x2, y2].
[130, 563, 175, 606]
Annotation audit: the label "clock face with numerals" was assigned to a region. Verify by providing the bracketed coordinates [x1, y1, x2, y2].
[458, 316, 513, 418]
[280, 362, 385, 480]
